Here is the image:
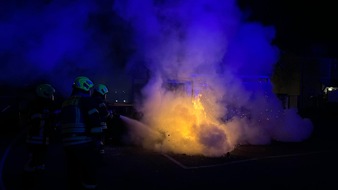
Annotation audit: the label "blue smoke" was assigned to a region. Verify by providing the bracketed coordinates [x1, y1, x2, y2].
[112, 0, 313, 152]
[0, 0, 130, 97]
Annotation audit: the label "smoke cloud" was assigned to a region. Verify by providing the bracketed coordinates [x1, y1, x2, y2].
[1, 0, 314, 157]
[114, 0, 313, 157]
[0, 0, 131, 97]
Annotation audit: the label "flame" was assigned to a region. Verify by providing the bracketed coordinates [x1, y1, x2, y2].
[131, 90, 235, 157]
[192, 93, 207, 124]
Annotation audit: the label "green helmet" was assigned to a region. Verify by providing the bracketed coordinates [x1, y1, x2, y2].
[73, 76, 94, 92]
[94, 84, 109, 95]
[36, 84, 55, 100]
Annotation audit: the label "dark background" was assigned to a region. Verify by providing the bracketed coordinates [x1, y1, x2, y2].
[237, 0, 338, 57]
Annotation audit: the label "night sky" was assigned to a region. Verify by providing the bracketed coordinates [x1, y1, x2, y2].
[238, 0, 338, 56]
[1, 0, 337, 96]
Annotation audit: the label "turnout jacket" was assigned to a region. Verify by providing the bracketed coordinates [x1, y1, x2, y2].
[92, 96, 112, 130]
[61, 94, 102, 146]
[26, 98, 57, 145]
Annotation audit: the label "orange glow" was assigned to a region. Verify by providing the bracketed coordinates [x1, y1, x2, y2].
[133, 89, 236, 157]
[192, 94, 207, 124]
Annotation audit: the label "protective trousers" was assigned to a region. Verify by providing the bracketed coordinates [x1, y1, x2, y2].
[64, 141, 99, 189]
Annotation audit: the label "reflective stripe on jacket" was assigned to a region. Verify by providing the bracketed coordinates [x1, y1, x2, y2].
[26, 136, 49, 145]
[100, 122, 108, 130]
[61, 95, 101, 146]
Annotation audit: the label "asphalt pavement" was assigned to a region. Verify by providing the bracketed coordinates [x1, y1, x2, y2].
[1, 104, 338, 190]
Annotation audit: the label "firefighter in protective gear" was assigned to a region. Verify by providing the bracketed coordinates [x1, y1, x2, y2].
[92, 83, 112, 154]
[60, 76, 102, 190]
[25, 83, 58, 173]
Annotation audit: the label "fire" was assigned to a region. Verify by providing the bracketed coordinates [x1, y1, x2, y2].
[121, 78, 240, 157]
[192, 93, 207, 124]
[130, 88, 235, 157]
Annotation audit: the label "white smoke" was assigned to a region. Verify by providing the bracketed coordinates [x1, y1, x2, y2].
[114, 0, 313, 157]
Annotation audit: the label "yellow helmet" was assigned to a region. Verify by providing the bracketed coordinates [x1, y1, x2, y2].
[94, 84, 109, 96]
[36, 84, 55, 100]
[73, 76, 94, 92]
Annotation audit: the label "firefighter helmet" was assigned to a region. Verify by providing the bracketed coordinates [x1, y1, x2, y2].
[36, 84, 55, 100]
[94, 84, 109, 96]
[73, 76, 94, 92]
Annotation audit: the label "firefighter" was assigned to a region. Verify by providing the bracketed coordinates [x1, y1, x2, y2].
[92, 83, 112, 154]
[24, 83, 58, 173]
[60, 76, 102, 190]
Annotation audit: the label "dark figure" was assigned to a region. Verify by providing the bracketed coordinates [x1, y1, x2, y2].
[60, 76, 102, 190]
[92, 83, 112, 154]
[24, 83, 58, 173]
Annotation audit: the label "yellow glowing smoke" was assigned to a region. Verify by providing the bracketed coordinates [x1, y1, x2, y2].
[123, 75, 314, 157]
[136, 89, 236, 157]
[192, 94, 207, 124]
